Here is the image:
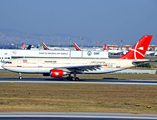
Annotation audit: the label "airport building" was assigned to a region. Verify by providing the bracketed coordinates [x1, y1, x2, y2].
[0, 49, 109, 69]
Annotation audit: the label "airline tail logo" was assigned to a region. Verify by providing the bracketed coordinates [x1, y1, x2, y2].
[118, 35, 153, 59]
[74, 43, 82, 51]
[42, 42, 50, 50]
[22, 43, 27, 49]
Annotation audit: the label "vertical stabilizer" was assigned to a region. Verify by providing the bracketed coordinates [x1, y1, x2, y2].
[22, 43, 27, 49]
[74, 43, 82, 51]
[42, 42, 50, 50]
[118, 35, 153, 59]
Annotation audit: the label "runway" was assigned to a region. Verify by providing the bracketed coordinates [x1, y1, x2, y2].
[0, 77, 157, 85]
[0, 111, 157, 120]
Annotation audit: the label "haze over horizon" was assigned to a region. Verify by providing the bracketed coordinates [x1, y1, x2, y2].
[0, 0, 157, 45]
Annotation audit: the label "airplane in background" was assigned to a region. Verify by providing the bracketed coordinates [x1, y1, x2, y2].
[74, 43, 106, 51]
[73, 43, 82, 51]
[22, 43, 27, 49]
[102, 44, 109, 51]
[42, 42, 50, 50]
[2, 35, 153, 80]
[102, 43, 128, 56]
[42, 42, 69, 50]
[22, 43, 33, 50]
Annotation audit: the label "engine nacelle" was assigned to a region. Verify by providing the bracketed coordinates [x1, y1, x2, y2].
[50, 69, 66, 77]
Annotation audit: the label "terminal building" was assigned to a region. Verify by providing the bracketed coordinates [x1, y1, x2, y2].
[0, 49, 108, 69]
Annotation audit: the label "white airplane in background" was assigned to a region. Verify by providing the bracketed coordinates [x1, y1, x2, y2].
[42, 42, 69, 50]
[22, 43, 32, 50]
[2, 35, 153, 80]
[102, 44, 128, 56]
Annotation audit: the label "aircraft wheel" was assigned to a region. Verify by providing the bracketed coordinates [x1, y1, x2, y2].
[75, 77, 79, 81]
[72, 77, 75, 81]
[19, 76, 22, 80]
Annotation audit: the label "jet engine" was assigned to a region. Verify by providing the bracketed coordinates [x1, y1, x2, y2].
[50, 69, 67, 77]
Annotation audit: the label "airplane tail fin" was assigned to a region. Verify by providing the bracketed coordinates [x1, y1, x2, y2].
[118, 35, 153, 59]
[74, 43, 82, 51]
[27, 45, 32, 50]
[102, 44, 105, 51]
[22, 43, 27, 49]
[103, 44, 109, 51]
[42, 42, 50, 50]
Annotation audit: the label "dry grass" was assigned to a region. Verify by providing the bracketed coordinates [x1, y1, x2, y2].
[0, 72, 157, 113]
[0, 83, 157, 113]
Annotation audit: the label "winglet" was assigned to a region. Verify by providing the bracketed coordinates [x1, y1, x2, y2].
[42, 42, 50, 50]
[118, 35, 153, 59]
[74, 43, 82, 51]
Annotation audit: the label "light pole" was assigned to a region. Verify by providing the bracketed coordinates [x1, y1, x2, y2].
[80, 37, 83, 58]
[68, 37, 71, 58]
[121, 40, 123, 50]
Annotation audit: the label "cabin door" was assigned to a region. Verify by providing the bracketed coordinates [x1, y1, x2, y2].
[116, 60, 121, 68]
[17, 60, 22, 67]
[38, 61, 42, 67]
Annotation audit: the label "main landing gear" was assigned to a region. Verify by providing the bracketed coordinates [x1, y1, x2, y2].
[19, 73, 22, 79]
[66, 72, 79, 81]
[67, 76, 79, 81]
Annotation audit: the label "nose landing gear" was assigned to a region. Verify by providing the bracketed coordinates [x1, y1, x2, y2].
[19, 73, 22, 79]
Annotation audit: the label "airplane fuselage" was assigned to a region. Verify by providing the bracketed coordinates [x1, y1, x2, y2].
[2, 58, 147, 74]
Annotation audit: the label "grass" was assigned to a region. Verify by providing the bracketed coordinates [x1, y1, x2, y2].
[0, 83, 157, 113]
[0, 71, 157, 113]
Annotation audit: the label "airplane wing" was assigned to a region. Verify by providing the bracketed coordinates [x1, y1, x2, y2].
[53, 64, 102, 73]
[132, 60, 157, 65]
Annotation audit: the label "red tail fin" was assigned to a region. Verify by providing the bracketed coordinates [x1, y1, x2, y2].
[118, 35, 153, 59]
[74, 43, 82, 51]
[42, 42, 50, 50]
[102, 44, 109, 51]
[105, 44, 109, 50]
[22, 43, 27, 49]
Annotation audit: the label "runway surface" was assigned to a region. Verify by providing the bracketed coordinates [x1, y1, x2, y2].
[0, 77, 157, 85]
[0, 112, 157, 120]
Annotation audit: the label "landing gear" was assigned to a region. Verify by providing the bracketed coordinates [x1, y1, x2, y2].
[73, 71, 79, 81]
[66, 72, 80, 81]
[74, 77, 79, 81]
[18, 73, 22, 80]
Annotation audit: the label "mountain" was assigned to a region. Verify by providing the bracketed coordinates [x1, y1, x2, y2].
[0, 29, 95, 47]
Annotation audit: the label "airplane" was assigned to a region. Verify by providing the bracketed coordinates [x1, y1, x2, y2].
[42, 42, 69, 50]
[102, 44, 129, 57]
[42, 42, 50, 50]
[74, 43, 106, 51]
[74, 43, 82, 51]
[22, 43, 32, 50]
[2, 35, 153, 81]
[102, 44, 109, 51]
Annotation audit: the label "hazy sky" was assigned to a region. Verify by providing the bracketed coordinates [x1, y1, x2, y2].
[0, 0, 157, 44]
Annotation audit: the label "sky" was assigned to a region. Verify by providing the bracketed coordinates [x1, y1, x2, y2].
[0, 0, 157, 45]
